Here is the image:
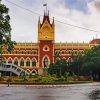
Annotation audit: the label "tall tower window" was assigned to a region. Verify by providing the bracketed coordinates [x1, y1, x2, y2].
[14, 59, 18, 66]
[8, 59, 12, 64]
[43, 57, 48, 67]
[32, 59, 36, 67]
[20, 59, 24, 66]
[26, 59, 30, 66]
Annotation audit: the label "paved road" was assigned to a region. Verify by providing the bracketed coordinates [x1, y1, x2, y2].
[0, 82, 100, 100]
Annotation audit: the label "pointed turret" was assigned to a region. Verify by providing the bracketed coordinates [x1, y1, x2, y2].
[41, 10, 50, 26]
[38, 10, 55, 42]
[38, 16, 40, 24]
[52, 17, 54, 24]
[38, 16, 41, 32]
[52, 17, 55, 33]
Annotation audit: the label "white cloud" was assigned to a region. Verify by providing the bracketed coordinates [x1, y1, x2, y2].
[94, 0, 100, 11]
[3, 0, 100, 43]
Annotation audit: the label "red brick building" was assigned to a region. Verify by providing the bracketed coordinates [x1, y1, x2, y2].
[2, 11, 100, 75]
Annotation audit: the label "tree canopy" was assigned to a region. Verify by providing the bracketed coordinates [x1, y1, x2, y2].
[48, 59, 73, 77]
[48, 45, 100, 80]
[71, 45, 100, 80]
[0, 0, 15, 64]
[81, 45, 100, 72]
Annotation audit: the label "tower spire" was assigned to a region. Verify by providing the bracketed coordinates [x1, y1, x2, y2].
[43, 4, 47, 15]
[48, 10, 49, 16]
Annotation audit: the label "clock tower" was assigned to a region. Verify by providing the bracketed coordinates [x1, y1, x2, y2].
[38, 11, 55, 68]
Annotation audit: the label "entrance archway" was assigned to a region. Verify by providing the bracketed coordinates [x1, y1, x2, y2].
[31, 70, 37, 76]
[42, 56, 50, 68]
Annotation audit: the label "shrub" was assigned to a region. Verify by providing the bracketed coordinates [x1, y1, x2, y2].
[6, 78, 14, 82]
[58, 76, 66, 81]
[0, 77, 5, 81]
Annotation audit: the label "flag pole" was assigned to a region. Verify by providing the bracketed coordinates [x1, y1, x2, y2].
[46, 4, 47, 15]
[43, 4, 47, 15]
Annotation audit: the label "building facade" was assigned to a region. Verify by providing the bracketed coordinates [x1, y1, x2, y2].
[2, 11, 100, 75]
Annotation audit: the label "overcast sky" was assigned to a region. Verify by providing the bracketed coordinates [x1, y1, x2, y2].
[2, 0, 100, 43]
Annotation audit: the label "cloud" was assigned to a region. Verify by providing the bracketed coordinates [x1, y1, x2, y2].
[64, 0, 89, 13]
[2, 0, 100, 43]
[94, 0, 100, 11]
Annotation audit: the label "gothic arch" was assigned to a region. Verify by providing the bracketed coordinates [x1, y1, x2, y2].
[14, 57, 19, 66]
[20, 57, 25, 66]
[26, 69, 31, 73]
[26, 58, 30, 67]
[32, 57, 37, 62]
[14, 57, 19, 60]
[42, 55, 50, 68]
[31, 69, 37, 74]
[7, 57, 13, 64]
[32, 58, 37, 67]
[26, 57, 30, 60]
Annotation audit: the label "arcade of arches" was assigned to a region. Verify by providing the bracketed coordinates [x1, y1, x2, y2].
[4, 58, 37, 67]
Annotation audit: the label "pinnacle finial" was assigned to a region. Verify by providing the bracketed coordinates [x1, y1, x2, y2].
[48, 10, 49, 16]
[52, 17, 54, 25]
[38, 16, 40, 24]
[44, 10, 45, 16]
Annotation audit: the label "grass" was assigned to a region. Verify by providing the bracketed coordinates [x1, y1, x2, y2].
[0, 81, 92, 85]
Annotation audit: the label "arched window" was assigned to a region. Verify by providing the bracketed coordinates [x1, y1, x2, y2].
[20, 59, 24, 66]
[8, 58, 12, 64]
[14, 59, 18, 66]
[32, 59, 36, 67]
[26, 59, 30, 66]
[43, 57, 48, 67]
[31, 70, 37, 76]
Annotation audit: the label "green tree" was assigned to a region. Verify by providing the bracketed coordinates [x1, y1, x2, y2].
[70, 54, 83, 75]
[71, 45, 100, 80]
[48, 59, 71, 77]
[82, 45, 100, 72]
[0, 0, 15, 65]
